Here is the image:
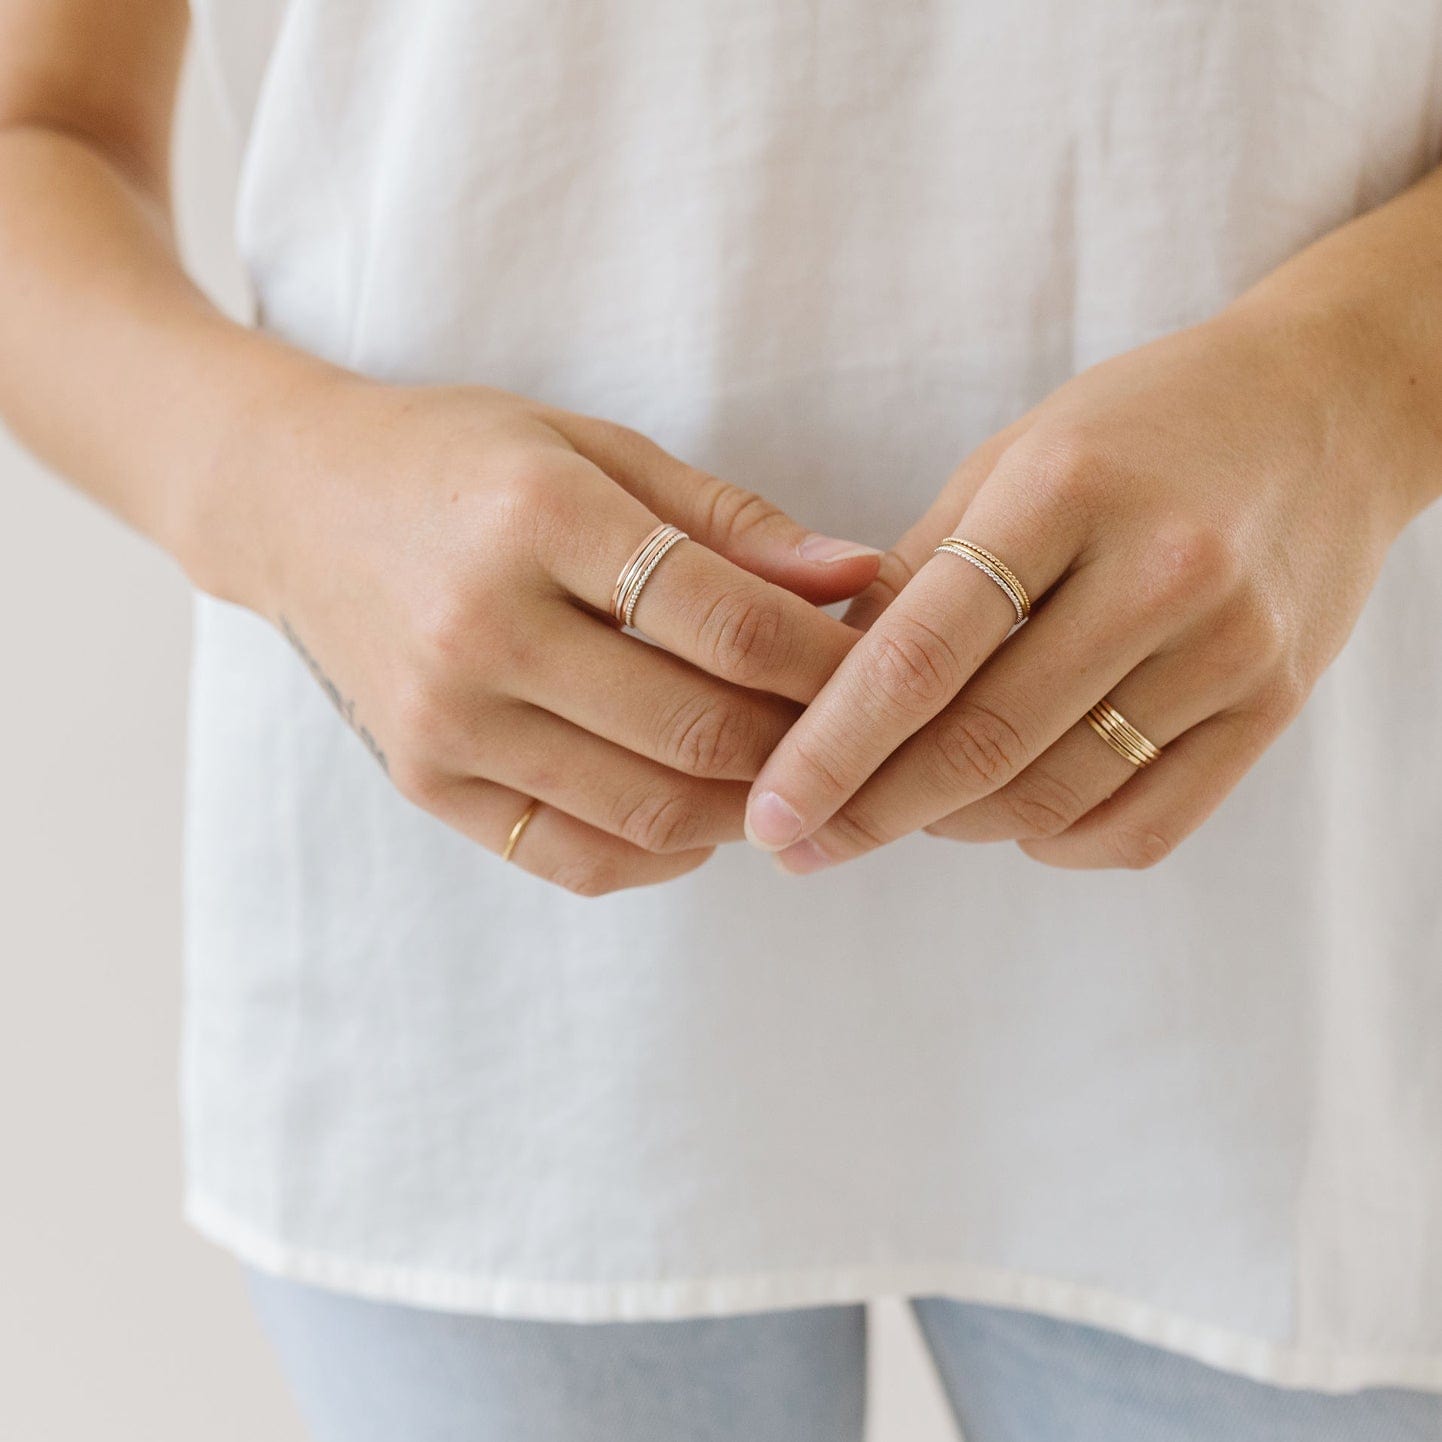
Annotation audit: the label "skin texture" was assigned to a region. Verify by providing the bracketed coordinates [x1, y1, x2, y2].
[2, 3, 1440, 893]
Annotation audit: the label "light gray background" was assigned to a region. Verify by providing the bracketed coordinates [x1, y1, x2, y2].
[0, 41, 960, 1442]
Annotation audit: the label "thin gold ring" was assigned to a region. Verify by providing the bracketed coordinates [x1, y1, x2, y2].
[1085, 700, 1163, 767]
[934, 537, 1031, 623]
[610, 523, 689, 628]
[501, 798, 541, 863]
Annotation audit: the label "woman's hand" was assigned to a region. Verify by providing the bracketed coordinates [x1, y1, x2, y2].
[195, 372, 880, 894]
[743, 291, 1434, 874]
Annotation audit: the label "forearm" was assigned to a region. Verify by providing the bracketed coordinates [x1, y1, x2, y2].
[1227, 161, 1442, 530]
[0, 121, 337, 600]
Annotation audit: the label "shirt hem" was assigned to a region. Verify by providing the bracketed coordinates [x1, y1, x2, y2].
[185, 1192, 1442, 1397]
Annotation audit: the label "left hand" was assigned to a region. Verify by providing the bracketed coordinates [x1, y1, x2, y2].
[744, 301, 1421, 872]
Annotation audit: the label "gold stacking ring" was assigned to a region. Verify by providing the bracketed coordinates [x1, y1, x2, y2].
[1085, 700, 1162, 768]
[501, 797, 541, 863]
[611, 522, 689, 627]
[934, 537, 1031, 624]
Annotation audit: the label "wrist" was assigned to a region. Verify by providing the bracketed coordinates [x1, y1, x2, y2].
[172, 328, 356, 614]
[1223, 250, 1442, 541]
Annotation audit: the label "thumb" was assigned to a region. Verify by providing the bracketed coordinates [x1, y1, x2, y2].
[677, 470, 884, 605]
[561, 415, 881, 604]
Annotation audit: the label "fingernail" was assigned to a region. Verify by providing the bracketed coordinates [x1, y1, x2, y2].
[773, 838, 834, 875]
[797, 533, 883, 564]
[746, 790, 804, 850]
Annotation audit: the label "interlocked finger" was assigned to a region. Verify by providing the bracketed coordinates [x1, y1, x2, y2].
[745, 469, 1095, 856]
[766, 561, 1179, 871]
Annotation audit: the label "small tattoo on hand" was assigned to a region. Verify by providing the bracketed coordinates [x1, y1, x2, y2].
[279, 614, 389, 774]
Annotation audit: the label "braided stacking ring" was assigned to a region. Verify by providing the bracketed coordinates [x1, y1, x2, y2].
[933, 537, 1031, 624]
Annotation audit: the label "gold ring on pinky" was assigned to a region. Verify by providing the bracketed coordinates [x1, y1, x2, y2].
[933, 537, 1031, 624]
[611, 522, 689, 628]
[1085, 700, 1163, 768]
[501, 797, 541, 863]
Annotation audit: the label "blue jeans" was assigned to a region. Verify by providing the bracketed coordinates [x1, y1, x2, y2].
[245, 1269, 1442, 1441]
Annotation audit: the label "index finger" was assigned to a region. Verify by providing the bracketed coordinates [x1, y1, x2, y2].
[540, 457, 863, 704]
[743, 474, 1083, 850]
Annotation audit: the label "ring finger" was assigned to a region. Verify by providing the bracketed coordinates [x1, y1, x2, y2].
[479, 704, 751, 853]
[426, 779, 713, 893]
[924, 636, 1247, 845]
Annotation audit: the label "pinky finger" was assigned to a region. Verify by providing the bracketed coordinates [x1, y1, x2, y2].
[1017, 708, 1276, 871]
[429, 778, 714, 895]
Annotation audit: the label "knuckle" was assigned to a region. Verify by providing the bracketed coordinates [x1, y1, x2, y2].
[701, 480, 780, 546]
[485, 450, 578, 563]
[999, 769, 1091, 839]
[868, 614, 965, 716]
[612, 783, 704, 853]
[1253, 667, 1309, 729]
[825, 803, 891, 856]
[388, 753, 447, 808]
[1025, 423, 1110, 522]
[697, 585, 789, 685]
[1138, 519, 1235, 613]
[1104, 822, 1176, 870]
[413, 588, 533, 682]
[1230, 592, 1293, 671]
[663, 693, 759, 778]
[787, 733, 855, 800]
[481, 617, 536, 678]
[549, 849, 622, 898]
[389, 672, 455, 758]
[930, 700, 1029, 794]
[494, 449, 565, 516]
[411, 588, 478, 669]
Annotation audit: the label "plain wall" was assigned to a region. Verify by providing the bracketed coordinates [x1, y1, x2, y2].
[0, 40, 961, 1442]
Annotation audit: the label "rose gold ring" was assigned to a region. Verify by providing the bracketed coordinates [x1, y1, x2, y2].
[610, 522, 688, 628]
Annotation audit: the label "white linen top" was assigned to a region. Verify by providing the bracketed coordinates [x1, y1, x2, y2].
[183, 0, 1442, 1393]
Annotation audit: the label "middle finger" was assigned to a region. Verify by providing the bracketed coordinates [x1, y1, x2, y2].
[538, 460, 862, 704]
[512, 606, 801, 781]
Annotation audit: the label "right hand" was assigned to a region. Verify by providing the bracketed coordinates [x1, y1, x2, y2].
[198, 369, 880, 895]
